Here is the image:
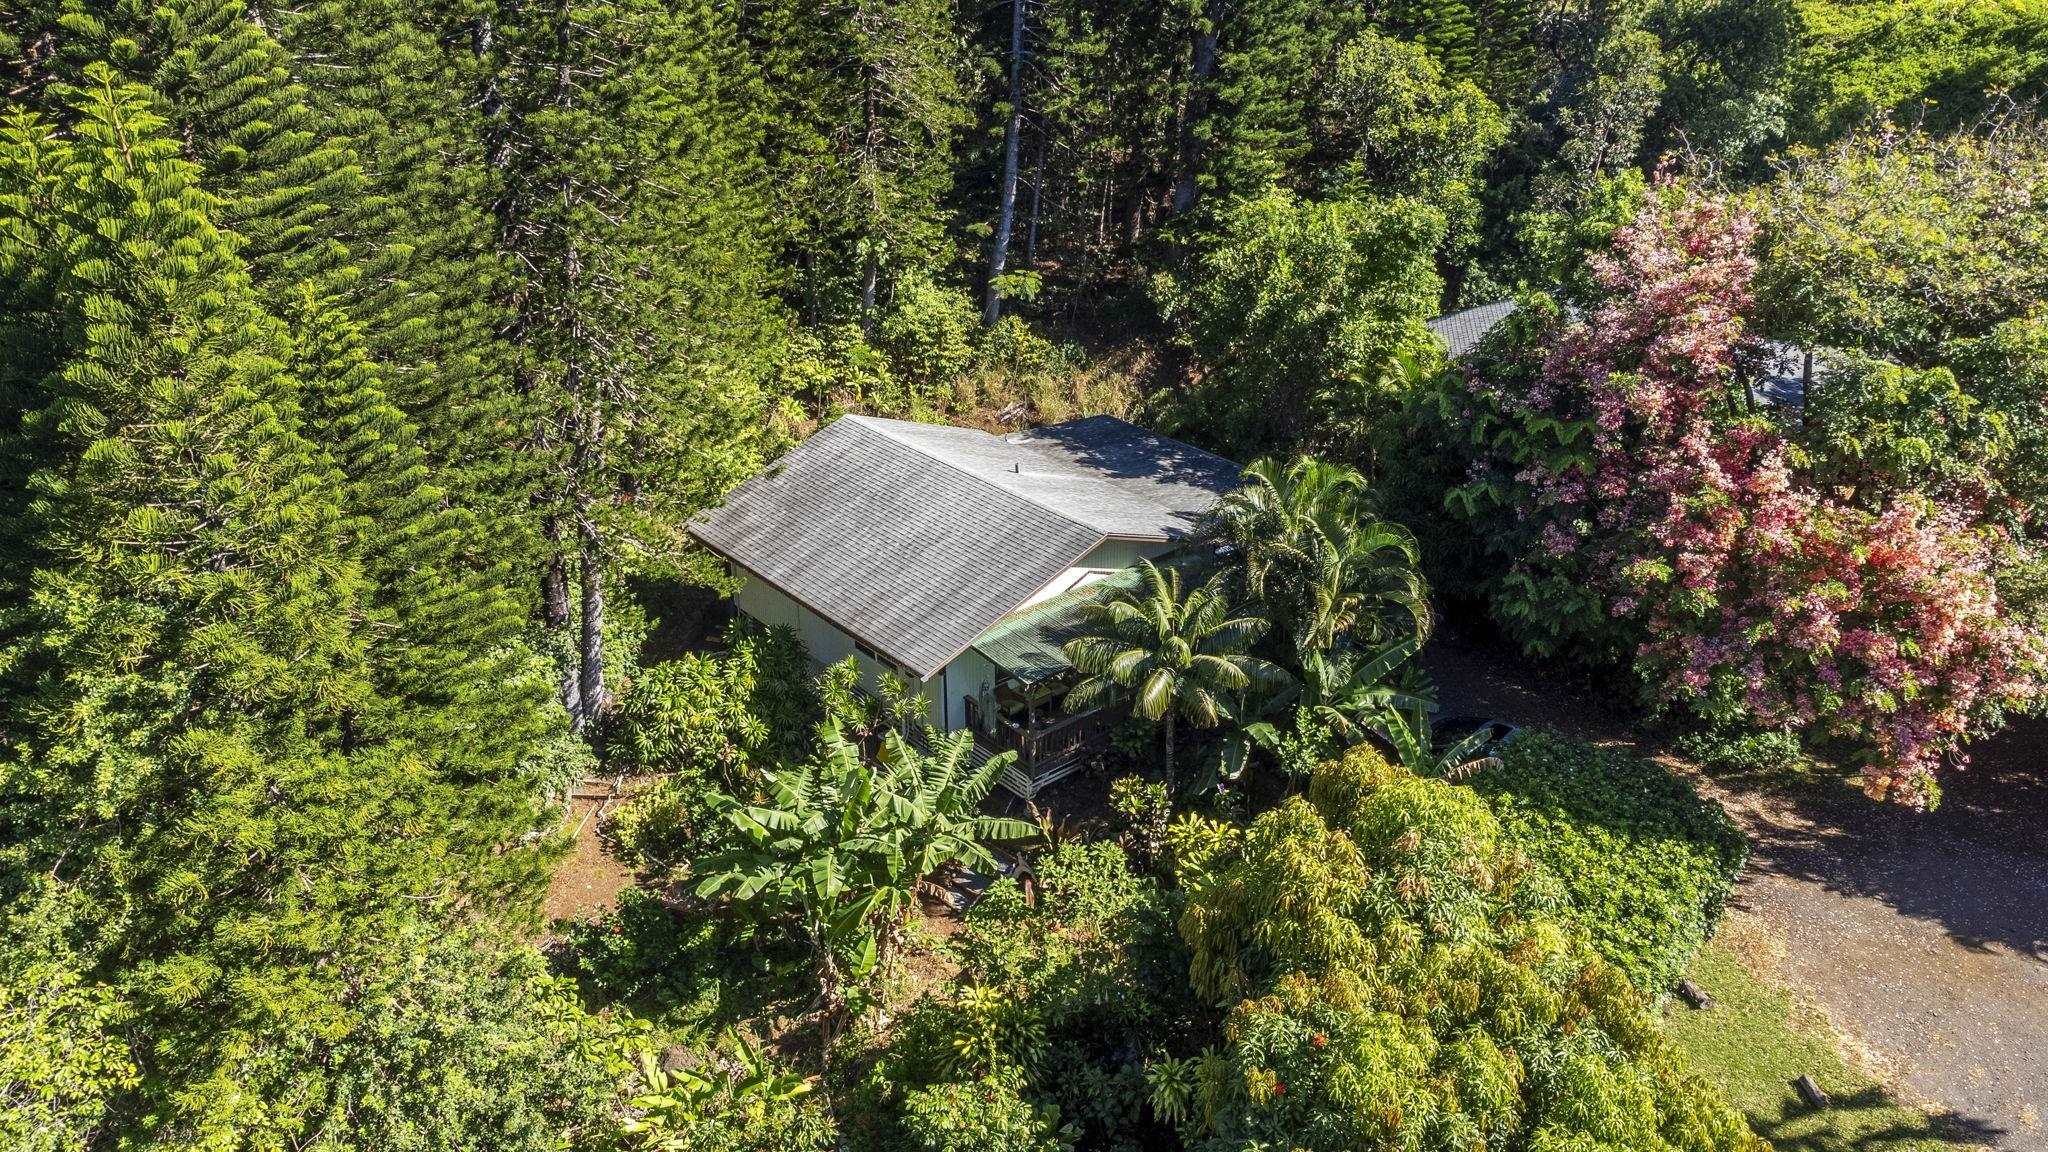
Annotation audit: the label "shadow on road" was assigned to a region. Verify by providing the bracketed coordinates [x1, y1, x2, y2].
[1424, 625, 2048, 961]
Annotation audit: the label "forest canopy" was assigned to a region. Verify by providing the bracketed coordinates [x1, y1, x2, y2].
[2, 0, 2045, 1148]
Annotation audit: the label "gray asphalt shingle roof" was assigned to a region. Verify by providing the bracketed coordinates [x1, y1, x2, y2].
[689, 414, 1239, 680]
[1427, 299, 1518, 361]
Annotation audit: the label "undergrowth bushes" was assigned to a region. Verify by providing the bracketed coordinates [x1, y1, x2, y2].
[606, 624, 814, 870]
[842, 841, 1195, 1152]
[1673, 726, 1807, 778]
[1468, 729, 1747, 993]
[559, 888, 723, 1019]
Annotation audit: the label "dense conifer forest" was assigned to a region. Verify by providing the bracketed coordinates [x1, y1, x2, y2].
[3, 2, 2046, 1149]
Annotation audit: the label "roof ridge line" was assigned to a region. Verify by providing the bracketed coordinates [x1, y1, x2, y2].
[845, 413, 1101, 536]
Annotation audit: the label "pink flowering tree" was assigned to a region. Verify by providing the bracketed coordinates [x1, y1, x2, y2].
[1444, 181, 2045, 806]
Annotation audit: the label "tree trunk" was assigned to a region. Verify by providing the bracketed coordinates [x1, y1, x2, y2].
[1024, 122, 1047, 267]
[984, 0, 1028, 325]
[812, 922, 847, 1063]
[1171, 3, 1221, 217]
[541, 521, 581, 721]
[860, 245, 880, 335]
[575, 525, 608, 730]
[541, 530, 572, 629]
[859, 80, 883, 336]
[1163, 712, 1178, 800]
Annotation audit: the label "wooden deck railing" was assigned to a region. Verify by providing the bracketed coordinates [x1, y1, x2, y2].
[973, 706, 1116, 779]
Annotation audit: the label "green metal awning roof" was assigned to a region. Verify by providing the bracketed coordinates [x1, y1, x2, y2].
[968, 551, 1222, 687]
[969, 573, 1134, 687]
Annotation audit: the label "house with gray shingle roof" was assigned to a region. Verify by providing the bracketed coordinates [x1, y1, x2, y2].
[689, 413, 1240, 798]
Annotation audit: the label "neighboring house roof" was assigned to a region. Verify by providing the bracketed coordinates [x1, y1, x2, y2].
[1427, 299, 1517, 361]
[1429, 300, 1818, 410]
[1751, 340, 1815, 409]
[689, 414, 1240, 681]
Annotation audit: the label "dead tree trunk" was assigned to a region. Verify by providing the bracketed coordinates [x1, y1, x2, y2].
[984, 0, 1028, 325]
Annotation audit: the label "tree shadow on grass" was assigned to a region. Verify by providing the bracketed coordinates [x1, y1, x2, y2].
[1748, 1086, 2006, 1152]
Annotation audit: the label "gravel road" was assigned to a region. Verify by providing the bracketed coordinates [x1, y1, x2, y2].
[1424, 631, 2047, 1150]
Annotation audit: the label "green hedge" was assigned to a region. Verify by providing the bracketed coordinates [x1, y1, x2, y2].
[1469, 729, 1747, 994]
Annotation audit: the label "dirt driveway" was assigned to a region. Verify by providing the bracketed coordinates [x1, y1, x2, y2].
[1424, 630, 2048, 1150]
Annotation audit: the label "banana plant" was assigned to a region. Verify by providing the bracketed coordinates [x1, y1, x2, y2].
[1295, 638, 1434, 742]
[692, 722, 1035, 1052]
[1213, 638, 1434, 788]
[1372, 707, 1504, 780]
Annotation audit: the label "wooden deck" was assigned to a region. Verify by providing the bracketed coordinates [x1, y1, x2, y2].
[971, 706, 1116, 800]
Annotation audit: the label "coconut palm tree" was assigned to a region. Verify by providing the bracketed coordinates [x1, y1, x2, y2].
[1204, 455, 1430, 659]
[1063, 560, 1284, 796]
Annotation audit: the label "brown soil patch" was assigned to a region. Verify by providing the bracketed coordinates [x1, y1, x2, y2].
[541, 775, 656, 925]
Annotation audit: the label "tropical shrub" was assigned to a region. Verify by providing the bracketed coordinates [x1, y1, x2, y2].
[778, 324, 899, 412]
[1173, 751, 1762, 1152]
[295, 930, 629, 1152]
[957, 842, 1186, 1038]
[1439, 182, 2045, 806]
[608, 626, 815, 869]
[0, 897, 136, 1152]
[609, 777, 717, 873]
[1957, 314, 2048, 532]
[1108, 776, 1170, 865]
[1673, 725, 1807, 778]
[1799, 353, 2010, 513]
[608, 624, 813, 781]
[561, 888, 724, 1018]
[876, 271, 980, 405]
[948, 842, 1195, 1149]
[1753, 104, 2048, 362]
[614, 1032, 834, 1152]
[962, 315, 1083, 405]
[1467, 730, 1747, 993]
[899, 1071, 1074, 1152]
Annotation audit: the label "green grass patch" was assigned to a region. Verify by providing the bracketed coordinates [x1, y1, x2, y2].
[1665, 940, 1985, 1152]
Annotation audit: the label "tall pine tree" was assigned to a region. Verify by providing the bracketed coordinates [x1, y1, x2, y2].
[749, 0, 970, 329]
[496, 0, 787, 726]
[0, 66, 558, 1141]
